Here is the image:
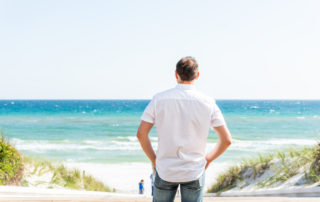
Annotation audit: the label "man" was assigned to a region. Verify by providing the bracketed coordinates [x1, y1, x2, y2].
[137, 56, 232, 202]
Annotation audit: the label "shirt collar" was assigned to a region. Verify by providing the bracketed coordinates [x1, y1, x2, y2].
[176, 83, 196, 90]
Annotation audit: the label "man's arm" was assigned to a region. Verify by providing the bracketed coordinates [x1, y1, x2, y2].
[205, 125, 232, 169]
[137, 120, 156, 169]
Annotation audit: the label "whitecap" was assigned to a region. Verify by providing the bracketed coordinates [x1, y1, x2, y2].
[250, 106, 259, 109]
[83, 140, 103, 145]
[127, 136, 138, 142]
[10, 138, 24, 144]
[116, 136, 126, 139]
[221, 138, 316, 152]
[115, 136, 137, 142]
[19, 119, 39, 123]
[15, 139, 155, 152]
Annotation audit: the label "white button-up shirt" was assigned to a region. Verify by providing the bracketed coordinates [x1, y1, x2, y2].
[141, 83, 226, 182]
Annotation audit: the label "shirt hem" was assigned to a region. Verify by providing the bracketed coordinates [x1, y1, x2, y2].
[157, 168, 205, 183]
[140, 116, 154, 124]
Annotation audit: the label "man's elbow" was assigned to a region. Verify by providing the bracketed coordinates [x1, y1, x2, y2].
[136, 127, 144, 140]
[224, 138, 232, 147]
[136, 130, 142, 140]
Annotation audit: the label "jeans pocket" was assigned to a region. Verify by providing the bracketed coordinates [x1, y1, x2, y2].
[186, 179, 201, 190]
[154, 172, 175, 190]
[182, 172, 205, 190]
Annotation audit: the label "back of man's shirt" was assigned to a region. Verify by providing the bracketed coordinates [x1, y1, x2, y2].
[141, 84, 225, 182]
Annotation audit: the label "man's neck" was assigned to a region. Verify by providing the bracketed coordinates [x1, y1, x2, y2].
[177, 81, 195, 85]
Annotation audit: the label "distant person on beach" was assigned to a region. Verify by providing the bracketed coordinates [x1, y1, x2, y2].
[139, 179, 144, 194]
[137, 56, 232, 202]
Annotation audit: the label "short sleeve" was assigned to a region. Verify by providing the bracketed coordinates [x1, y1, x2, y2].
[141, 97, 156, 124]
[210, 102, 226, 128]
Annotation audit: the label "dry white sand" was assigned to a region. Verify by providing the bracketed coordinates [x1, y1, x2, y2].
[1, 186, 320, 202]
[1, 198, 320, 202]
[64, 162, 231, 194]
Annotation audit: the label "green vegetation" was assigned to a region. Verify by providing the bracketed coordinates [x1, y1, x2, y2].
[22, 153, 112, 192]
[208, 144, 320, 193]
[50, 164, 111, 192]
[0, 134, 23, 185]
[305, 143, 320, 183]
[0, 133, 112, 192]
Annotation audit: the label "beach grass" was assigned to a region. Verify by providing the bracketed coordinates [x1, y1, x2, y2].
[23, 155, 113, 192]
[0, 132, 112, 192]
[0, 133, 23, 185]
[306, 144, 320, 183]
[208, 144, 320, 193]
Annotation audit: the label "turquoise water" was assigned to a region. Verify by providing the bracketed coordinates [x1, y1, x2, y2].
[0, 100, 319, 164]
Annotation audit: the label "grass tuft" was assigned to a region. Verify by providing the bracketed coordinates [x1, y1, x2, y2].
[0, 132, 112, 192]
[208, 144, 320, 193]
[0, 132, 23, 185]
[305, 143, 320, 183]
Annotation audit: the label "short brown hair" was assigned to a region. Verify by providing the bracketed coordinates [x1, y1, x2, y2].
[176, 56, 198, 81]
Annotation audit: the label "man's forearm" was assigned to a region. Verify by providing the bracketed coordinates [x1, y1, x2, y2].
[137, 121, 156, 165]
[205, 125, 232, 169]
[205, 140, 230, 163]
[137, 134, 156, 165]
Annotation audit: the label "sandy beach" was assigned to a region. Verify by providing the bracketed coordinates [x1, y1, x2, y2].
[64, 162, 230, 194]
[1, 198, 320, 202]
[1, 195, 320, 202]
[1, 196, 320, 202]
[1, 186, 320, 202]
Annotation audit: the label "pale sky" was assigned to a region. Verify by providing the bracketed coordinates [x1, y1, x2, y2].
[0, 0, 319, 99]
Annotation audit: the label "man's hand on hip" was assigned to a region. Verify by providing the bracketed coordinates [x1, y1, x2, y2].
[205, 125, 232, 169]
[137, 120, 157, 168]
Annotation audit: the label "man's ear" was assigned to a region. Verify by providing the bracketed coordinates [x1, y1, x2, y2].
[175, 71, 179, 80]
[196, 72, 200, 80]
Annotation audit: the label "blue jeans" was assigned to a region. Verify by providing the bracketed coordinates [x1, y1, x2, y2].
[153, 171, 205, 202]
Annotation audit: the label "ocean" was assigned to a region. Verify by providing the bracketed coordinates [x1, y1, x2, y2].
[0, 100, 319, 193]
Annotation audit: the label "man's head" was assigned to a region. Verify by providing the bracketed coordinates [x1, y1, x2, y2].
[175, 56, 199, 83]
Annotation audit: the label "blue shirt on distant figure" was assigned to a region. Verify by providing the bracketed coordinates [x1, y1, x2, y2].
[139, 180, 144, 194]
